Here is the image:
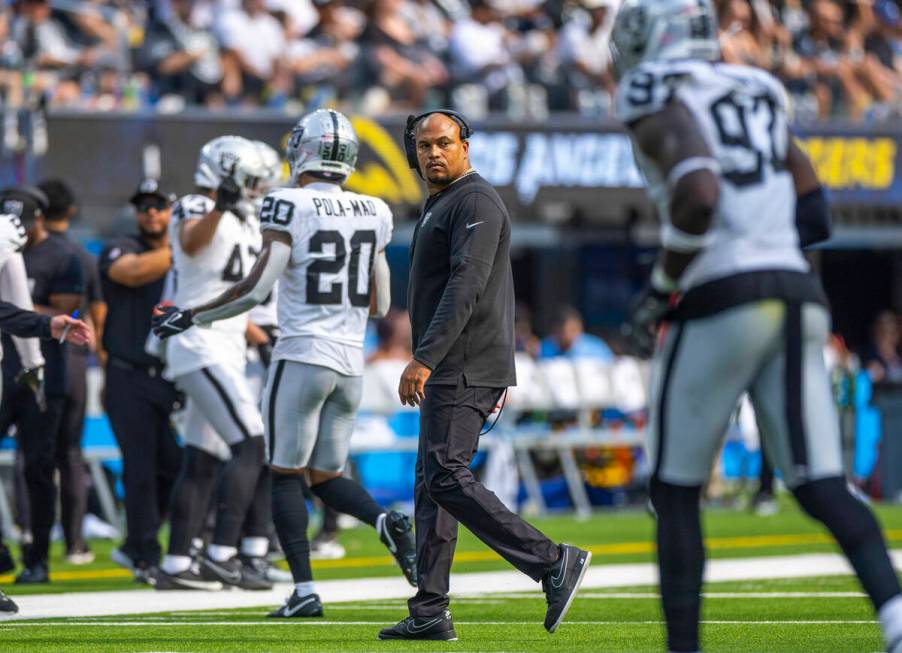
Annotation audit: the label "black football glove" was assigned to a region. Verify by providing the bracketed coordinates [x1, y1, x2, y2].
[16, 366, 46, 412]
[214, 175, 242, 213]
[152, 304, 195, 339]
[622, 285, 673, 358]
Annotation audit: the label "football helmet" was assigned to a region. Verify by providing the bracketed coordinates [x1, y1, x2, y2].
[254, 140, 285, 191]
[286, 109, 358, 183]
[611, 0, 720, 77]
[194, 135, 268, 199]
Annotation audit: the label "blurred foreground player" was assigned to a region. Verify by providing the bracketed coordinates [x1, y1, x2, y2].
[154, 109, 416, 617]
[100, 179, 182, 581]
[0, 186, 84, 584]
[612, 1, 902, 651]
[0, 208, 89, 614]
[382, 111, 590, 641]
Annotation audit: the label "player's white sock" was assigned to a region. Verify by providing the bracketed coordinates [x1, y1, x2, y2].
[295, 581, 315, 597]
[207, 545, 238, 562]
[240, 537, 269, 558]
[190, 538, 204, 554]
[161, 555, 192, 575]
[880, 594, 902, 649]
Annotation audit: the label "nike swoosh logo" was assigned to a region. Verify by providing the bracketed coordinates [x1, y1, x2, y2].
[284, 596, 316, 616]
[163, 312, 184, 328]
[551, 547, 568, 588]
[406, 617, 442, 634]
[204, 560, 241, 584]
[379, 516, 398, 554]
[170, 576, 220, 590]
[466, 221, 484, 230]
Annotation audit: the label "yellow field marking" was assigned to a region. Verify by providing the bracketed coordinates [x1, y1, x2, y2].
[4, 530, 901, 585]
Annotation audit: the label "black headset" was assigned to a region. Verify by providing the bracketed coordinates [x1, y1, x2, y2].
[404, 110, 474, 179]
[0, 186, 49, 228]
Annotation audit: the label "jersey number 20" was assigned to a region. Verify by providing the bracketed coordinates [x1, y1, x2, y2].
[307, 230, 377, 307]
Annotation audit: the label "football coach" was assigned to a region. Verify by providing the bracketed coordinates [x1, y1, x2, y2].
[380, 111, 591, 642]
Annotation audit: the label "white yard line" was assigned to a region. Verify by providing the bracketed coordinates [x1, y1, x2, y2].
[0, 620, 880, 627]
[7, 549, 901, 621]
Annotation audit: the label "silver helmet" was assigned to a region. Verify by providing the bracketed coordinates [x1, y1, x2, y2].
[194, 135, 268, 199]
[611, 0, 720, 77]
[253, 140, 285, 191]
[286, 109, 358, 183]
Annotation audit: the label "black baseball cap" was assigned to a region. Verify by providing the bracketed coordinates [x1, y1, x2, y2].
[129, 179, 175, 206]
[0, 186, 49, 227]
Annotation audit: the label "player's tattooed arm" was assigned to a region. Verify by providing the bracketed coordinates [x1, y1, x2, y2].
[631, 101, 720, 289]
[190, 230, 292, 326]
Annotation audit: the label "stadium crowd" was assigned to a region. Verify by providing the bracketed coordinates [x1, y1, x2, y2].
[2, 0, 902, 119]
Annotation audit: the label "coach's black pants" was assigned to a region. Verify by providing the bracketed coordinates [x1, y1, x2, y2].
[0, 378, 65, 567]
[57, 349, 89, 554]
[409, 380, 559, 617]
[105, 360, 182, 566]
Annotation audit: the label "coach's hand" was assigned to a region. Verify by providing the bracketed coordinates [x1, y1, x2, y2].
[399, 359, 431, 407]
[623, 284, 672, 358]
[152, 303, 195, 339]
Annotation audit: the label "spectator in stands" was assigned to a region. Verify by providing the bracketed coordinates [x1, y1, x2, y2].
[866, 0, 902, 70]
[539, 305, 613, 361]
[717, 0, 772, 69]
[142, 0, 225, 108]
[266, 0, 318, 39]
[448, 0, 525, 111]
[863, 310, 902, 383]
[361, 0, 448, 110]
[217, 0, 287, 105]
[287, 0, 362, 102]
[557, 0, 618, 114]
[793, 0, 896, 119]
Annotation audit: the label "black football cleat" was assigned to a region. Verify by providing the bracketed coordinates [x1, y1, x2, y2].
[200, 555, 273, 591]
[268, 592, 323, 618]
[377, 511, 417, 587]
[240, 555, 293, 583]
[0, 588, 18, 615]
[153, 566, 222, 591]
[542, 543, 591, 633]
[378, 610, 457, 641]
[14, 563, 49, 585]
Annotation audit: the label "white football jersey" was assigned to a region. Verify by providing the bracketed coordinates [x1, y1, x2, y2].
[615, 61, 807, 291]
[261, 182, 393, 376]
[165, 193, 262, 379]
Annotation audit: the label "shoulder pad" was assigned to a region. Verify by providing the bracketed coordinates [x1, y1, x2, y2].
[615, 61, 708, 126]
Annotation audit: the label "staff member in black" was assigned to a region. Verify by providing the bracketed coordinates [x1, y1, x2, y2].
[99, 180, 182, 580]
[379, 112, 591, 642]
[0, 186, 85, 584]
[0, 300, 90, 614]
[38, 178, 108, 565]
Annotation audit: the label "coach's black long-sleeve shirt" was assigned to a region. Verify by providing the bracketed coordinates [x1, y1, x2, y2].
[407, 172, 516, 388]
[0, 300, 50, 340]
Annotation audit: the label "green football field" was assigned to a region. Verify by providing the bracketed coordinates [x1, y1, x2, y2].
[3, 500, 902, 652]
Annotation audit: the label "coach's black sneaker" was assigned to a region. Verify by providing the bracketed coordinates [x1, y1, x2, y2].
[542, 544, 591, 633]
[14, 563, 49, 585]
[0, 543, 14, 574]
[153, 566, 222, 591]
[200, 555, 273, 591]
[268, 592, 323, 618]
[0, 588, 18, 615]
[377, 511, 417, 587]
[378, 610, 457, 641]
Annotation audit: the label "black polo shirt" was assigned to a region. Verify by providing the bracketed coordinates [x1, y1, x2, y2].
[407, 172, 516, 388]
[99, 235, 167, 368]
[48, 231, 103, 357]
[1, 234, 84, 395]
